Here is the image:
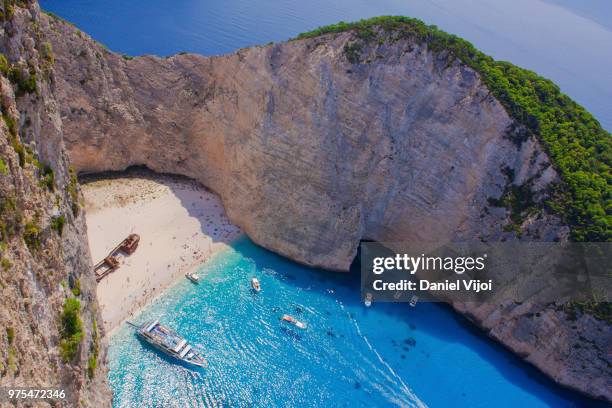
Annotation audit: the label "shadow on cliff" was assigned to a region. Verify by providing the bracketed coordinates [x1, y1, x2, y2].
[80, 165, 236, 246]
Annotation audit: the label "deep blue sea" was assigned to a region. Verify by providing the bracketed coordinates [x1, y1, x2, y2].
[106, 238, 598, 408]
[40, 1, 610, 406]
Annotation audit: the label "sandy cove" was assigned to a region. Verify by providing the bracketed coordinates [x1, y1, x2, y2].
[81, 170, 242, 335]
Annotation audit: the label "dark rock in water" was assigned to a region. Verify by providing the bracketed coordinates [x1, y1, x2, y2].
[280, 326, 301, 340]
[295, 306, 303, 314]
[404, 338, 416, 347]
[401, 355, 406, 359]
[354, 382, 361, 389]
[327, 330, 335, 337]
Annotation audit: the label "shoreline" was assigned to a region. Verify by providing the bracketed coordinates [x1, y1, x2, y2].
[81, 169, 242, 336]
[103, 239, 239, 337]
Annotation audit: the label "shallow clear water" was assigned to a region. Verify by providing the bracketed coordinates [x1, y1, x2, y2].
[108, 238, 594, 407]
[40, 0, 612, 131]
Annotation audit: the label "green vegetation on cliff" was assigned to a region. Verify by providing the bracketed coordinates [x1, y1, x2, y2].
[23, 220, 41, 251]
[59, 298, 83, 362]
[87, 318, 99, 378]
[0, 157, 7, 175]
[298, 16, 611, 242]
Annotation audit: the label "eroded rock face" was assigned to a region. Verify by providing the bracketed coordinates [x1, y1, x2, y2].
[0, 3, 111, 407]
[2, 2, 608, 403]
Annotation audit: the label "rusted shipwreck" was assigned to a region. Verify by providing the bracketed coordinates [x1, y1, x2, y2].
[94, 234, 140, 282]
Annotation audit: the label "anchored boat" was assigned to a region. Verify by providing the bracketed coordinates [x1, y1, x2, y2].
[251, 277, 261, 292]
[130, 320, 207, 368]
[410, 295, 419, 307]
[281, 314, 307, 330]
[186, 272, 200, 284]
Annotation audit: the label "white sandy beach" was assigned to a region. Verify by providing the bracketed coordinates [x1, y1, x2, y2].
[82, 172, 242, 334]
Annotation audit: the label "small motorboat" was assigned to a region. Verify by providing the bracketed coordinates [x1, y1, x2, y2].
[364, 292, 373, 307]
[281, 314, 307, 330]
[186, 272, 200, 284]
[251, 277, 261, 292]
[409, 295, 419, 307]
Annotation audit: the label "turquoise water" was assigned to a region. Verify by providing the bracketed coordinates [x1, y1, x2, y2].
[40, 0, 612, 131]
[108, 238, 593, 407]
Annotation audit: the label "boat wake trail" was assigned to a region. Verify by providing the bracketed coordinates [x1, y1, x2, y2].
[340, 302, 427, 408]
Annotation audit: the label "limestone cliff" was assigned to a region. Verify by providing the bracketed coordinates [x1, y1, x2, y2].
[42, 12, 610, 401]
[1, 2, 111, 407]
[50, 20, 566, 269]
[1, 0, 609, 404]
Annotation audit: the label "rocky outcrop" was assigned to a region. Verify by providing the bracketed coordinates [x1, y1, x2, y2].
[0, 0, 609, 404]
[0, 3, 111, 407]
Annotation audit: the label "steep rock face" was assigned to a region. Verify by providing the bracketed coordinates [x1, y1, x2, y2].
[0, 3, 111, 407]
[2, 4, 607, 403]
[48, 19, 564, 270]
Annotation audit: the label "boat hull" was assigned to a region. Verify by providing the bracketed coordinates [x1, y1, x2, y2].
[134, 321, 207, 368]
[136, 333, 206, 368]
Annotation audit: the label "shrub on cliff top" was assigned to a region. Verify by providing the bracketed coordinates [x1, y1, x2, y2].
[59, 298, 83, 362]
[297, 16, 611, 242]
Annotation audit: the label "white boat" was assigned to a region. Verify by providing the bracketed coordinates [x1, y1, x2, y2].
[251, 277, 261, 292]
[186, 272, 200, 284]
[364, 292, 372, 307]
[131, 320, 207, 368]
[281, 314, 307, 329]
[410, 295, 419, 307]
